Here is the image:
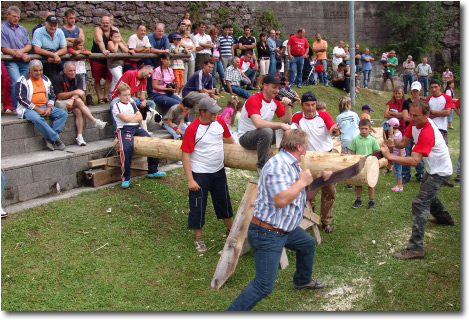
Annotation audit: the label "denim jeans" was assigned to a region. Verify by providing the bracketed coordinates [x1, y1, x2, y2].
[228, 85, 251, 99]
[242, 68, 256, 88]
[4, 61, 29, 110]
[268, 53, 276, 74]
[457, 155, 460, 176]
[110, 98, 157, 133]
[318, 59, 328, 85]
[23, 105, 68, 143]
[212, 59, 225, 89]
[393, 162, 403, 179]
[163, 122, 188, 139]
[403, 74, 414, 94]
[226, 223, 316, 311]
[289, 56, 304, 87]
[448, 109, 454, 123]
[418, 77, 429, 97]
[239, 128, 275, 169]
[153, 92, 182, 112]
[402, 138, 424, 179]
[363, 70, 371, 88]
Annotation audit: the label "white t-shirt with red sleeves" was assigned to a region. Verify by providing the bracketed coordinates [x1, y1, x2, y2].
[292, 111, 335, 152]
[426, 93, 453, 131]
[239, 57, 255, 73]
[404, 118, 452, 176]
[180, 116, 231, 173]
[238, 92, 286, 138]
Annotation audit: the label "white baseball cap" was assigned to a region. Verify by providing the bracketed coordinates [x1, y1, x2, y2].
[411, 81, 422, 91]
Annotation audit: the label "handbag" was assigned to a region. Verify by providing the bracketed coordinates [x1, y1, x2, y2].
[314, 60, 325, 72]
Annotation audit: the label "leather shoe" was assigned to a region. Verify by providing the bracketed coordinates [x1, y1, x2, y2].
[293, 279, 325, 290]
[427, 217, 454, 226]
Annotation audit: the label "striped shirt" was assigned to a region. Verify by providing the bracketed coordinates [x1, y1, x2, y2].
[224, 65, 243, 86]
[170, 44, 185, 69]
[1, 21, 31, 50]
[217, 34, 235, 57]
[253, 150, 306, 232]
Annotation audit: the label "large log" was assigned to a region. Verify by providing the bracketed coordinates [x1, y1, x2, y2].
[0, 52, 191, 62]
[124, 136, 380, 187]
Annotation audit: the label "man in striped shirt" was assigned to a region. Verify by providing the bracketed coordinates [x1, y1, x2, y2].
[217, 24, 236, 71]
[227, 129, 330, 311]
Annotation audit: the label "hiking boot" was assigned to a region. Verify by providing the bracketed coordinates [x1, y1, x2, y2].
[76, 135, 87, 146]
[393, 249, 424, 260]
[93, 119, 107, 130]
[427, 217, 455, 226]
[54, 138, 66, 151]
[44, 138, 55, 151]
[194, 239, 208, 253]
[351, 198, 362, 209]
[293, 279, 325, 290]
[368, 200, 376, 210]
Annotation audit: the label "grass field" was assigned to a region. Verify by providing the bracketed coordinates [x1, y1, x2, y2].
[1, 20, 461, 311]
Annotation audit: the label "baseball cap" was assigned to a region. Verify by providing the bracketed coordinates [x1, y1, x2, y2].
[301, 92, 317, 103]
[361, 104, 374, 112]
[263, 74, 281, 84]
[388, 117, 400, 128]
[173, 33, 182, 39]
[198, 97, 222, 114]
[46, 15, 58, 23]
[411, 81, 422, 91]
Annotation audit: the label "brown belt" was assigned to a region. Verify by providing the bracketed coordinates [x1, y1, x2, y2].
[251, 217, 286, 233]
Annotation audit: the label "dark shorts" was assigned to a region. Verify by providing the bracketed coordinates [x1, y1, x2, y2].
[90, 60, 112, 82]
[383, 73, 393, 80]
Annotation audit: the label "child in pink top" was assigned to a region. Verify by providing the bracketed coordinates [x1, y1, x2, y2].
[442, 66, 453, 88]
[220, 97, 238, 127]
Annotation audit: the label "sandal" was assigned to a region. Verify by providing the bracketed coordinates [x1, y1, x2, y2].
[322, 224, 333, 233]
[391, 185, 404, 192]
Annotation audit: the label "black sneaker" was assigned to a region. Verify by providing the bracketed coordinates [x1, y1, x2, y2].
[368, 200, 376, 210]
[54, 138, 66, 151]
[351, 199, 362, 209]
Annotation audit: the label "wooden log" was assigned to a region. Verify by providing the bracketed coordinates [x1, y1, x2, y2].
[211, 181, 258, 290]
[126, 137, 380, 187]
[0, 52, 191, 62]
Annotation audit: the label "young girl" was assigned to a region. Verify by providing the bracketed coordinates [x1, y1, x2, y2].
[335, 96, 360, 155]
[69, 38, 92, 104]
[388, 118, 406, 192]
[442, 66, 453, 88]
[444, 80, 457, 130]
[107, 30, 135, 94]
[220, 97, 238, 127]
[384, 87, 405, 133]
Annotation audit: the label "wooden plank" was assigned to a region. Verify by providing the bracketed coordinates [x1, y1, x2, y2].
[84, 167, 148, 187]
[106, 156, 148, 170]
[312, 225, 322, 245]
[299, 218, 315, 230]
[88, 156, 119, 168]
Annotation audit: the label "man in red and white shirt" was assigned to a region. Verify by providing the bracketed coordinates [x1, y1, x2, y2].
[238, 73, 293, 174]
[426, 79, 453, 143]
[380, 99, 454, 260]
[287, 28, 309, 88]
[181, 97, 235, 254]
[238, 50, 258, 90]
[292, 92, 341, 233]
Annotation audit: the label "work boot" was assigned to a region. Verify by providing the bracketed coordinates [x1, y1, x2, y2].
[427, 217, 455, 226]
[393, 249, 424, 259]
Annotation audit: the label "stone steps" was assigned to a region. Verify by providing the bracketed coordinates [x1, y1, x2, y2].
[1, 104, 173, 207]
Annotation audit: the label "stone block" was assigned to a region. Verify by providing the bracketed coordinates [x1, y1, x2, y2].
[57, 174, 79, 191]
[3, 186, 19, 206]
[4, 167, 34, 188]
[24, 136, 46, 153]
[17, 180, 54, 203]
[32, 160, 64, 182]
[2, 122, 36, 141]
[1, 139, 25, 157]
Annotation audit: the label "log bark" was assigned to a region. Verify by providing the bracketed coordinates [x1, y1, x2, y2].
[123, 136, 380, 187]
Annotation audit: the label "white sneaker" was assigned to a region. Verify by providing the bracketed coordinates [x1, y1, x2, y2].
[93, 119, 107, 130]
[76, 135, 87, 146]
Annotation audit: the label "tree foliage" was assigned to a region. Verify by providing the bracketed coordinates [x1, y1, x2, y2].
[382, 1, 456, 61]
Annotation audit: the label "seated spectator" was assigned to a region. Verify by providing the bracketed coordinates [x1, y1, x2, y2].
[278, 76, 300, 103]
[224, 57, 251, 100]
[151, 52, 183, 111]
[53, 62, 107, 146]
[32, 15, 67, 80]
[239, 50, 258, 90]
[163, 97, 194, 140]
[107, 30, 135, 94]
[169, 33, 187, 96]
[16, 60, 68, 151]
[125, 24, 151, 70]
[331, 62, 350, 95]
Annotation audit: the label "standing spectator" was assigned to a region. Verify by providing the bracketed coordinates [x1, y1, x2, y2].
[275, 30, 283, 74]
[32, 15, 67, 81]
[90, 16, 118, 104]
[180, 25, 196, 85]
[1, 5, 32, 112]
[1, 62, 13, 113]
[415, 57, 432, 97]
[331, 62, 350, 95]
[193, 22, 213, 72]
[169, 33, 187, 96]
[224, 57, 251, 100]
[336, 96, 360, 155]
[52, 61, 107, 146]
[360, 48, 374, 89]
[453, 98, 460, 182]
[151, 52, 182, 111]
[292, 92, 341, 233]
[287, 28, 309, 89]
[209, 27, 225, 93]
[228, 25, 239, 57]
[61, 9, 84, 48]
[32, 11, 52, 36]
[168, 21, 186, 44]
[180, 97, 235, 253]
[267, 30, 278, 74]
[107, 30, 135, 94]
[126, 24, 152, 70]
[256, 33, 271, 88]
[442, 66, 453, 88]
[16, 60, 68, 151]
[217, 24, 236, 71]
[426, 79, 453, 144]
[281, 34, 293, 79]
[354, 44, 362, 73]
[382, 50, 398, 92]
[181, 11, 192, 28]
[312, 33, 328, 86]
[237, 25, 256, 57]
[148, 23, 170, 96]
[402, 55, 416, 94]
[381, 99, 454, 259]
[239, 51, 258, 90]
[343, 44, 350, 65]
[332, 40, 346, 71]
[444, 80, 457, 130]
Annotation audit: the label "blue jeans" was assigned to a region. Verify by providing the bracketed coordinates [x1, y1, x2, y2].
[152, 93, 182, 112]
[268, 53, 276, 74]
[4, 61, 29, 110]
[163, 122, 188, 139]
[393, 162, 403, 179]
[226, 223, 316, 311]
[448, 109, 454, 123]
[212, 59, 225, 89]
[363, 70, 371, 88]
[228, 85, 251, 99]
[457, 155, 460, 176]
[318, 59, 328, 85]
[23, 105, 68, 143]
[242, 68, 256, 88]
[403, 74, 414, 94]
[418, 77, 429, 97]
[110, 98, 157, 133]
[289, 56, 304, 87]
[402, 138, 424, 179]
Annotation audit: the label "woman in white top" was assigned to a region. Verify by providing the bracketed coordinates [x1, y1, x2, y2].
[180, 25, 196, 85]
